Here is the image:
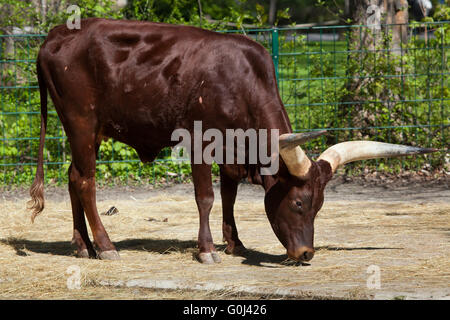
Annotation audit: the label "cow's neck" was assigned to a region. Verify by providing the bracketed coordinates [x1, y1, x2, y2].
[257, 104, 293, 192]
[261, 174, 278, 192]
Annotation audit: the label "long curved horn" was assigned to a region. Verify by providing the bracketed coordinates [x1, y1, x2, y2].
[279, 130, 327, 178]
[318, 141, 438, 173]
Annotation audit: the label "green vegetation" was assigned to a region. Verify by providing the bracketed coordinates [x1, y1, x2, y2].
[0, 1, 448, 185]
[276, 23, 448, 174]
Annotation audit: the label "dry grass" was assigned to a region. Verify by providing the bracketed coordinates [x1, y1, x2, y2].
[0, 184, 449, 299]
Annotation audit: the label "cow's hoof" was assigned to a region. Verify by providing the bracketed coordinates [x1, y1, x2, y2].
[225, 244, 246, 256]
[98, 250, 120, 260]
[77, 249, 90, 258]
[211, 252, 221, 263]
[197, 252, 215, 264]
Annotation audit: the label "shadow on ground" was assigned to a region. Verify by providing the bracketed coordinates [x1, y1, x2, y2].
[0, 237, 402, 267]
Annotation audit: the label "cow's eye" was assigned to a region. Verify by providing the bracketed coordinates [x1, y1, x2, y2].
[290, 200, 303, 213]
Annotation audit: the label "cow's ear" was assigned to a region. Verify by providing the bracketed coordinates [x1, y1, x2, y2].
[316, 159, 333, 185]
[262, 171, 288, 195]
[264, 179, 285, 220]
[277, 173, 288, 186]
[276, 158, 292, 186]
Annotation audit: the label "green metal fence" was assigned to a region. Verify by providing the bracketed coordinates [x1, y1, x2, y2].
[0, 22, 448, 185]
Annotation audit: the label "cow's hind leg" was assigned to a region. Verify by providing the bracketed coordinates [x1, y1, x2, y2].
[191, 163, 220, 264]
[220, 170, 246, 256]
[68, 163, 96, 258]
[68, 134, 119, 260]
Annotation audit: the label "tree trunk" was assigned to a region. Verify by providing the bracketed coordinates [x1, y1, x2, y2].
[197, 0, 203, 27]
[41, 0, 47, 24]
[268, 0, 277, 26]
[385, 0, 409, 54]
[344, 0, 350, 18]
[347, 0, 409, 91]
[333, 0, 410, 143]
[348, 0, 408, 53]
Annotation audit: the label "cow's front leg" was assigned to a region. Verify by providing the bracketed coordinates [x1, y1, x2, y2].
[220, 169, 246, 256]
[191, 163, 220, 264]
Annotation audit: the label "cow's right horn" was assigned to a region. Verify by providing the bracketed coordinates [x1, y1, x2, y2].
[279, 130, 327, 178]
[318, 141, 438, 173]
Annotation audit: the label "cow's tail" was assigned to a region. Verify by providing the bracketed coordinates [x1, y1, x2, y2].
[28, 58, 48, 223]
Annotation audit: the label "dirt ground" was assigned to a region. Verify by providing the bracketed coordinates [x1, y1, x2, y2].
[0, 176, 449, 300]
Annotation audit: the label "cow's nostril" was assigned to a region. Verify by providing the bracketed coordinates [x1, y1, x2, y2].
[302, 250, 314, 261]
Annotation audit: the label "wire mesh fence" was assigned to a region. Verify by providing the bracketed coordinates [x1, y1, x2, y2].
[0, 22, 448, 185]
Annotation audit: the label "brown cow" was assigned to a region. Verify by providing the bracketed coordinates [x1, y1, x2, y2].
[29, 18, 436, 264]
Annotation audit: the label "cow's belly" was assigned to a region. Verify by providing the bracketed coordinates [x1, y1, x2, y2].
[98, 108, 179, 163]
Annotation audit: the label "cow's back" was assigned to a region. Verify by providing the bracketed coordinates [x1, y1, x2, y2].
[38, 18, 289, 162]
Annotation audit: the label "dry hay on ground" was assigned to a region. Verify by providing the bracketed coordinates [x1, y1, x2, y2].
[0, 183, 448, 299]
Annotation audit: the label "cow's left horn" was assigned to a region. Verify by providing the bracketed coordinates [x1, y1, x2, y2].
[279, 130, 327, 178]
[318, 141, 438, 173]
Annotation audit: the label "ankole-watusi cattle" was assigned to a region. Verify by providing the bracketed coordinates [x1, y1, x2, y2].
[29, 18, 437, 264]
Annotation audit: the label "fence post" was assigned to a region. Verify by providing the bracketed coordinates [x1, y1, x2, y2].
[271, 27, 279, 85]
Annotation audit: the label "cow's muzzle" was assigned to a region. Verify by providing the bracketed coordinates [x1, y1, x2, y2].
[287, 246, 315, 262]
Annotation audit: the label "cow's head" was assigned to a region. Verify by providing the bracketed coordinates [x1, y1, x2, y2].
[264, 131, 436, 262]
